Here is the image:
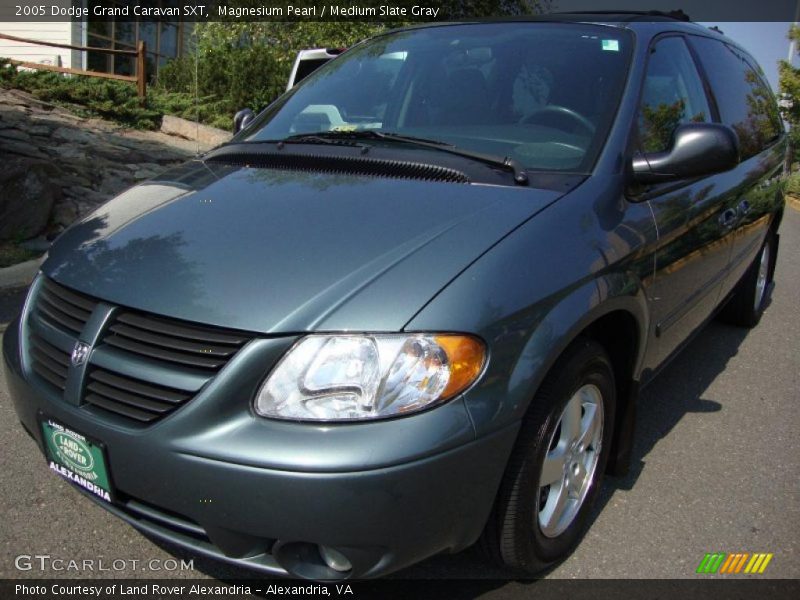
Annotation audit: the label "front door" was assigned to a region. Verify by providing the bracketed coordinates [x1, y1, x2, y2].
[635, 35, 741, 368]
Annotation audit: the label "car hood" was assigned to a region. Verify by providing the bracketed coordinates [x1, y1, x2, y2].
[44, 161, 562, 333]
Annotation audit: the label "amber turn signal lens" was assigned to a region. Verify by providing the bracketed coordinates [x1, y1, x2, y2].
[435, 335, 486, 399]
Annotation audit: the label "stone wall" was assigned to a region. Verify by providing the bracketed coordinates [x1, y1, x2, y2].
[0, 88, 206, 242]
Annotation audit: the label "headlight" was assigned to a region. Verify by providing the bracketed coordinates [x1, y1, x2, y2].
[255, 334, 486, 421]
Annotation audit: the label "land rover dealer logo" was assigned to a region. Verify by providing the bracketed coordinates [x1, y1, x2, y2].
[70, 341, 91, 367]
[52, 431, 95, 474]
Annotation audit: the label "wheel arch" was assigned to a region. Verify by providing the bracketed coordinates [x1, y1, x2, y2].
[502, 278, 649, 477]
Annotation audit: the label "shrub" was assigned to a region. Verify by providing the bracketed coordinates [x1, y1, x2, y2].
[785, 171, 800, 197]
[1, 2, 549, 131]
[1, 59, 162, 129]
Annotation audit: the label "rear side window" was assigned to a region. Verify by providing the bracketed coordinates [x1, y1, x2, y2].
[638, 36, 711, 153]
[690, 35, 782, 159]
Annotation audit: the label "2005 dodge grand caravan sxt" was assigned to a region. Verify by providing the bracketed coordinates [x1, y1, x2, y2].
[3, 14, 786, 579]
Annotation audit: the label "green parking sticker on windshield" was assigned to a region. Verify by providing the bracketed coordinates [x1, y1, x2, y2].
[602, 39, 620, 52]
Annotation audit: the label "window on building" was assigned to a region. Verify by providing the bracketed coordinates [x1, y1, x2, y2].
[85, 0, 193, 82]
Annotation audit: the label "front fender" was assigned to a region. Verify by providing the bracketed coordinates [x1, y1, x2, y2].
[404, 184, 656, 438]
[444, 275, 649, 437]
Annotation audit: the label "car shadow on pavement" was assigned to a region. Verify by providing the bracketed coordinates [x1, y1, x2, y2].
[141, 317, 750, 592]
[600, 318, 749, 496]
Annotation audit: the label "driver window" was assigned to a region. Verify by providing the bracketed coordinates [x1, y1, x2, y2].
[638, 36, 711, 153]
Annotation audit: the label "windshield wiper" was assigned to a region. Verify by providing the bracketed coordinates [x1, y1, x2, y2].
[282, 130, 530, 185]
[284, 130, 451, 146]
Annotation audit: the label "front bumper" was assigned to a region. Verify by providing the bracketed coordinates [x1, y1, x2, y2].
[3, 318, 517, 579]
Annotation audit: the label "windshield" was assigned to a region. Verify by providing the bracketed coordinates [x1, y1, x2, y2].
[242, 23, 632, 173]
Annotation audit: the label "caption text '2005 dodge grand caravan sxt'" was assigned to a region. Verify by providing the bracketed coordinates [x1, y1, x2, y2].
[3, 15, 786, 579]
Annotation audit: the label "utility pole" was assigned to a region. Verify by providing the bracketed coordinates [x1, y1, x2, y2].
[790, 0, 800, 61]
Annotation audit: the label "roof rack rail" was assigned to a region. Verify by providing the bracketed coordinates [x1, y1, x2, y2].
[550, 9, 691, 22]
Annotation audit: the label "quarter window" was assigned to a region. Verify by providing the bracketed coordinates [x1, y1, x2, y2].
[638, 37, 711, 154]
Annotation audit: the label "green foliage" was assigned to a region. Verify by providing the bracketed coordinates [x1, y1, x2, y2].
[779, 26, 800, 167]
[148, 90, 234, 130]
[154, 0, 552, 128]
[784, 171, 800, 196]
[640, 99, 686, 152]
[2, 2, 552, 131]
[1, 58, 161, 129]
[153, 20, 401, 127]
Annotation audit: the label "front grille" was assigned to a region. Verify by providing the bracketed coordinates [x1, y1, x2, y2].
[34, 278, 97, 334]
[84, 368, 192, 423]
[27, 277, 254, 425]
[29, 334, 70, 392]
[104, 311, 250, 371]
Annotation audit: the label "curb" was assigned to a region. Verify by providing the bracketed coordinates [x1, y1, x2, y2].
[786, 194, 800, 213]
[0, 255, 44, 291]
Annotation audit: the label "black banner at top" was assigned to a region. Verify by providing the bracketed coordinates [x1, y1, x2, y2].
[0, 0, 798, 22]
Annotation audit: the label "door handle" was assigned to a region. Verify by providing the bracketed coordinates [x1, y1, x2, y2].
[718, 208, 737, 228]
[737, 199, 751, 216]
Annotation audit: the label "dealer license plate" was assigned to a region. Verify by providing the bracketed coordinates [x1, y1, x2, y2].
[40, 417, 114, 504]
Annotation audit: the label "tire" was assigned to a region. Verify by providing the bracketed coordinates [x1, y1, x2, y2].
[480, 338, 616, 574]
[718, 234, 774, 328]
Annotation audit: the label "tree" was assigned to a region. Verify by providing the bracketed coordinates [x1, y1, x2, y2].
[156, 0, 551, 127]
[778, 25, 800, 170]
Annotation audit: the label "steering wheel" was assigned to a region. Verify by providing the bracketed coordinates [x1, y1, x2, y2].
[521, 105, 596, 136]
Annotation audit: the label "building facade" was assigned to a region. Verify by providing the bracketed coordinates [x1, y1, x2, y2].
[0, 0, 193, 81]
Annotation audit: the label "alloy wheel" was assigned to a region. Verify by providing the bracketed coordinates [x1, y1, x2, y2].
[754, 242, 770, 311]
[537, 384, 604, 538]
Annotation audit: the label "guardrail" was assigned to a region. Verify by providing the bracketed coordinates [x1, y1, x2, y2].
[0, 32, 147, 99]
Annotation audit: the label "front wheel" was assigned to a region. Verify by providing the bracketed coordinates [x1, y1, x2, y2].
[480, 339, 615, 574]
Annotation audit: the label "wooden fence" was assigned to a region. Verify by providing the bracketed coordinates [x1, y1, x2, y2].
[0, 32, 147, 99]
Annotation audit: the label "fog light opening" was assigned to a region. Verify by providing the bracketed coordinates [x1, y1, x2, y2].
[318, 545, 352, 573]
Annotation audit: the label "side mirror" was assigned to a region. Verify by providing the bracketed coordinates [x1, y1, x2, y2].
[631, 123, 740, 184]
[233, 108, 255, 134]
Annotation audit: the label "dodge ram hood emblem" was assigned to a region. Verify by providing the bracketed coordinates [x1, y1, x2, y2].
[70, 342, 91, 367]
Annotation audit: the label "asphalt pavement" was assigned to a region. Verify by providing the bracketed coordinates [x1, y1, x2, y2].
[1, 208, 798, 589]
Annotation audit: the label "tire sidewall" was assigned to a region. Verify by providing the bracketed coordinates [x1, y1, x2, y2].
[752, 236, 773, 316]
[508, 342, 616, 569]
[739, 235, 774, 327]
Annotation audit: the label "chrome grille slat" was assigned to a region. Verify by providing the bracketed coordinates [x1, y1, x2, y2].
[29, 315, 80, 355]
[41, 278, 97, 312]
[109, 323, 238, 357]
[116, 312, 249, 345]
[30, 336, 71, 367]
[39, 289, 92, 322]
[29, 335, 70, 391]
[104, 335, 226, 369]
[91, 346, 210, 393]
[84, 393, 157, 423]
[32, 363, 68, 390]
[87, 380, 178, 413]
[30, 347, 69, 379]
[90, 370, 190, 404]
[36, 279, 97, 335]
[36, 301, 84, 334]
